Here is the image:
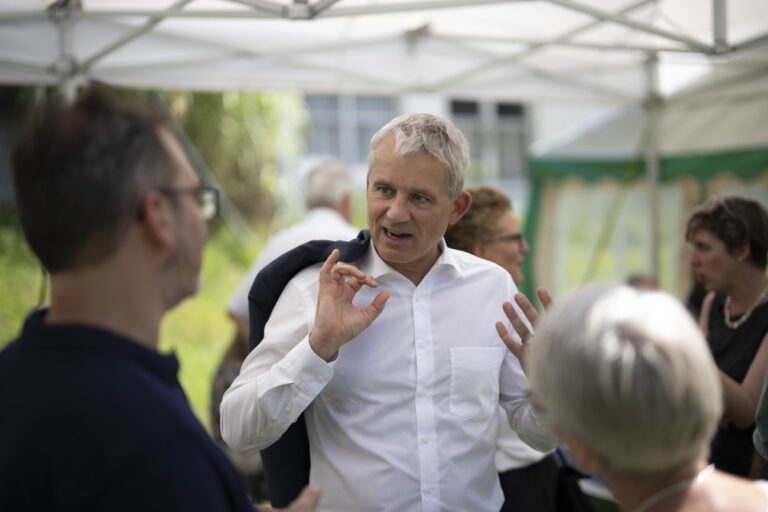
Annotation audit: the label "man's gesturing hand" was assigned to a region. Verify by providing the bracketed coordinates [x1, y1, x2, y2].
[309, 249, 390, 361]
[495, 287, 553, 372]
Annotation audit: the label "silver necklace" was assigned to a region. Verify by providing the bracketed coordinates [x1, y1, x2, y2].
[724, 284, 768, 329]
[634, 464, 715, 512]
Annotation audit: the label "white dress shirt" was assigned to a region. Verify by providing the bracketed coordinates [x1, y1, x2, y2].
[495, 408, 553, 471]
[226, 207, 359, 321]
[220, 241, 556, 512]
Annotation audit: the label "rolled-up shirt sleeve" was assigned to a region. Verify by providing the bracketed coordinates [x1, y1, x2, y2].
[220, 279, 332, 453]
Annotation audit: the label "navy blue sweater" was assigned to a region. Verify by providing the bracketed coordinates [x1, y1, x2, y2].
[0, 309, 253, 512]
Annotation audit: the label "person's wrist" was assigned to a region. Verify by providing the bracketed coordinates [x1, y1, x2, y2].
[308, 331, 338, 362]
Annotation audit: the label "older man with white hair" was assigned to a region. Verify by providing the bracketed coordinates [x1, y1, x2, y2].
[221, 113, 556, 512]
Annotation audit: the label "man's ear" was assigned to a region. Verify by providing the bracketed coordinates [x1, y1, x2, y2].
[449, 190, 472, 224]
[138, 190, 176, 249]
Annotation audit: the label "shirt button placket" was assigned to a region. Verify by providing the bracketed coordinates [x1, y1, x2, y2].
[412, 288, 440, 511]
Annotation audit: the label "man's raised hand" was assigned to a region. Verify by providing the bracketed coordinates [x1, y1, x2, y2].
[309, 249, 390, 361]
[495, 287, 553, 371]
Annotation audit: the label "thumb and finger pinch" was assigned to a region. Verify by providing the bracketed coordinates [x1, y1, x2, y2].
[310, 249, 391, 360]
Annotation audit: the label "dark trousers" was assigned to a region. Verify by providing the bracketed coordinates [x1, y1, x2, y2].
[499, 454, 559, 512]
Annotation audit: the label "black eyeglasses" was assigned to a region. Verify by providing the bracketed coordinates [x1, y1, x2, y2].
[157, 185, 219, 221]
[485, 232, 524, 245]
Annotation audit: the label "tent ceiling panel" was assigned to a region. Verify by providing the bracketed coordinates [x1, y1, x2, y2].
[0, 0, 765, 106]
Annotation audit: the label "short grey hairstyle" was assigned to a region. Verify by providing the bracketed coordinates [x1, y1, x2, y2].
[527, 284, 722, 481]
[304, 160, 354, 209]
[368, 113, 470, 199]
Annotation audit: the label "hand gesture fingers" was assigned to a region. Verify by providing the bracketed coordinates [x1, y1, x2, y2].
[311, 250, 390, 361]
[318, 248, 340, 278]
[496, 289, 555, 373]
[512, 292, 539, 329]
[496, 318, 524, 364]
[536, 287, 553, 310]
[331, 262, 378, 290]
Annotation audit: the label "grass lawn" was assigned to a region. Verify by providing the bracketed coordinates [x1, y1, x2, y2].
[0, 209, 260, 432]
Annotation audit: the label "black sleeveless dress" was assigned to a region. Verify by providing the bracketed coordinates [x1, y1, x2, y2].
[707, 293, 768, 476]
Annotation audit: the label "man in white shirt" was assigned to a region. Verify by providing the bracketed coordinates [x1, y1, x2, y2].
[226, 161, 359, 341]
[220, 113, 556, 512]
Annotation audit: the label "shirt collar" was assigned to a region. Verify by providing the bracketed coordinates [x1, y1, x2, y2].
[362, 238, 465, 281]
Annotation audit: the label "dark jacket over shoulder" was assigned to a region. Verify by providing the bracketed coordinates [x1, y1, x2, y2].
[0, 309, 253, 512]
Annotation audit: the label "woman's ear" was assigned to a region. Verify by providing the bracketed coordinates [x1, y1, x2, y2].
[734, 243, 751, 263]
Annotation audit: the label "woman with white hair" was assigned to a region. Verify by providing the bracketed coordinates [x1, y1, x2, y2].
[501, 285, 768, 512]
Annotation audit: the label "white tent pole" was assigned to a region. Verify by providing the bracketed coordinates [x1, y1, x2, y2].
[734, 32, 768, 52]
[435, 34, 698, 54]
[713, 0, 728, 52]
[430, 0, 655, 92]
[80, 0, 194, 71]
[545, 0, 712, 52]
[49, 1, 78, 103]
[644, 52, 661, 281]
[76, 0, 522, 20]
[0, 59, 49, 74]
[226, 0, 283, 15]
[0, 11, 44, 23]
[310, 0, 342, 17]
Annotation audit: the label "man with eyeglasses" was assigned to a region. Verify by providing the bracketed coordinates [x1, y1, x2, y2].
[0, 82, 319, 512]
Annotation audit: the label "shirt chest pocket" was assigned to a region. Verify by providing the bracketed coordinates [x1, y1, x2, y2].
[449, 347, 504, 421]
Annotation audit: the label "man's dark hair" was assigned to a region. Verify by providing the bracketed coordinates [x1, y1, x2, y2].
[12, 82, 177, 273]
[686, 196, 768, 269]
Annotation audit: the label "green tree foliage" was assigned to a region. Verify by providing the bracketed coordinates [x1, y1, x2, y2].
[160, 90, 306, 226]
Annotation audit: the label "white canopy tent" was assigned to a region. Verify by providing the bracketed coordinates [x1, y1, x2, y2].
[1, 0, 767, 295]
[1, 0, 766, 102]
[527, 83, 768, 299]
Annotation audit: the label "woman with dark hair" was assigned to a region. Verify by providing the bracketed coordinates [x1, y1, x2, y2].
[686, 196, 768, 477]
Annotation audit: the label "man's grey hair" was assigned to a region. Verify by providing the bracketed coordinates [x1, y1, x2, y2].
[368, 113, 470, 199]
[527, 284, 722, 481]
[304, 161, 354, 209]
